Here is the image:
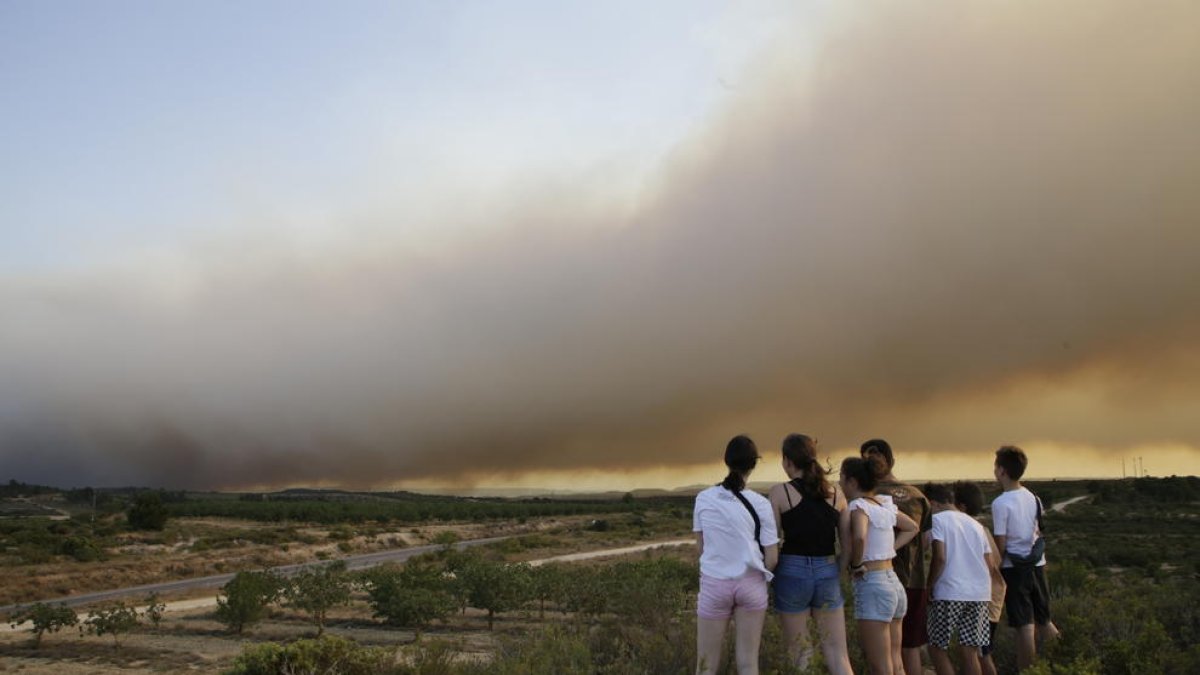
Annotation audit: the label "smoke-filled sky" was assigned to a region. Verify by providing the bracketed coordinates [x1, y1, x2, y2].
[3, 0, 1199, 491]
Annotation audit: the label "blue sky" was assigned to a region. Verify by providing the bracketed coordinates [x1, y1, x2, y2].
[1, 0, 795, 271]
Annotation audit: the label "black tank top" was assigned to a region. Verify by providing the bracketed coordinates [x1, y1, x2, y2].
[779, 479, 840, 556]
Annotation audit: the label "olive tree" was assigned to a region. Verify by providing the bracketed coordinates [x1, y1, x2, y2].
[216, 570, 283, 634]
[8, 602, 78, 647]
[284, 561, 352, 636]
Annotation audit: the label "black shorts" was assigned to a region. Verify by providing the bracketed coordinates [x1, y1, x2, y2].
[901, 587, 929, 648]
[1000, 565, 1051, 628]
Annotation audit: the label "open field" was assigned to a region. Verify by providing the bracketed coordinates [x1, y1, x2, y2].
[2, 477, 1198, 674]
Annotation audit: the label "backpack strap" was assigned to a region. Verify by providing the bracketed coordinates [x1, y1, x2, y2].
[730, 489, 765, 557]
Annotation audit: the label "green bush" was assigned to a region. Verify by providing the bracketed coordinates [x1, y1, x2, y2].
[127, 491, 169, 531]
[216, 570, 283, 634]
[227, 635, 397, 675]
[59, 535, 102, 562]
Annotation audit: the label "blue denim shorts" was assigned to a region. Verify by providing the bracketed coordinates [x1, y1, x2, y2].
[853, 569, 907, 622]
[773, 554, 845, 612]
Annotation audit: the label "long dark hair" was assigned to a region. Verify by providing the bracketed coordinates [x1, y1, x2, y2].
[782, 433, 832, 501]
[721, 435, 759, 492]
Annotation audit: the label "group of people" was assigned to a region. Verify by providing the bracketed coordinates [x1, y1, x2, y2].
[692, 435, 1057, 674]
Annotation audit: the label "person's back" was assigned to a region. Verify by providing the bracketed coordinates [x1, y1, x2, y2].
[925, 482, 996, 675]
[931, 510, 992, 602]
[991, 487, 1043, 567]
[991, 445, 1057, 672]
[863, 438, 932, 675]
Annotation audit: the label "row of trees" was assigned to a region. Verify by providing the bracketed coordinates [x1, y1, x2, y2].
[211, 549, 697, 638]
[8, 595, 165, 648]
[165, 496, 661, 524]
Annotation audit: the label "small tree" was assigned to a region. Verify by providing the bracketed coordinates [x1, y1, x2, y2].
[127, 491, 169, 531]
[216, 570, 283, 635]
[284, 561, 352, 636]
[363, 561, 455, 640]
[84, 602, 141, 648]
[529, 563, 568, 619]
[458, 558, 531, 630]
[9, 602, 78, 648]
[143, 593, 166, 631]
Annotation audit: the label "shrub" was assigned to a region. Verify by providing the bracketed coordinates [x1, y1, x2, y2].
[227, 635, 397, 675]
[127, 491, 169, 531]
[143, 593, 166, 630]
[216, 570, 283, 634]
[59, 535, 102, 562]
[84, 602, 141, 648]
[8, 602, 78, 647]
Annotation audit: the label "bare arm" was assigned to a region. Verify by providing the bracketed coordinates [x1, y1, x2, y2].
[928, 539, 946, 595]
[849, 509, 868, 578]
[838, 504, 853, 573]
[695, 531, 704, 563]
[768, 484, 786, 544]
[994, 534, 1008, 562]
[764, 543, 779, 572]
[894, 511, 919, 551]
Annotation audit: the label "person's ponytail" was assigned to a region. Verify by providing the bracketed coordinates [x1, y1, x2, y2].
[722, 435, 759, 492]
[721, 470, 746, 492]
[782, 433, 831, 500]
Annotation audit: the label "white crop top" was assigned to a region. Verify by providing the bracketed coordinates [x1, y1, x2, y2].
[849, 495, 898, 562]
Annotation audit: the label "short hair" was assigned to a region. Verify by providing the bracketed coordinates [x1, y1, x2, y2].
[953, 481, 985, 516]
[860, 438, 894, 472]
[840, 456, 882, 492]
[923, 482, 953, 504]
[994, 445, 1028, 480]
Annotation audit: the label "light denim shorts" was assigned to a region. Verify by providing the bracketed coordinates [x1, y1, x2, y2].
[853, 569, 907, 622]
[773, 555, 845, 612]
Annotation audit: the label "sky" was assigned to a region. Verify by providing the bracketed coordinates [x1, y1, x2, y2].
[2, 0, 1199, 492]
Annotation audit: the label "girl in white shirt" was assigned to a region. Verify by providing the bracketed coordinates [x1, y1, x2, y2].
[840, 456, 919, 675]
[693, 435, 779, 675]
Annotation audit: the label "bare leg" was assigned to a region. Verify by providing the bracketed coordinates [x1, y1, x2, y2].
[958, 644, 982, 675]
[696, 617, 728, 675]
[981, 651, 998, 675]
[930, 646, 954, 675]
[778, 611, 814, 670]
[890, 620, 906, 675]
[733, 607, 766, 674]
[814, 607, 854, 675]
[858, 619, 893, 675]
[902, 647, 923, 675]
[1015, 624, 1037, 671]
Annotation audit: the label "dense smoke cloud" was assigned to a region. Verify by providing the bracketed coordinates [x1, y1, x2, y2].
[3, 0, 1199, 488]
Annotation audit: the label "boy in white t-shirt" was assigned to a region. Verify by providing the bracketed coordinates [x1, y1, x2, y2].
[992, 446, 1059, 671]
[924, 483, 1000, 675]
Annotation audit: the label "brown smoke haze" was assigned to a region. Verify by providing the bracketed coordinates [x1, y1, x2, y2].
[3, 0, 1199, 489]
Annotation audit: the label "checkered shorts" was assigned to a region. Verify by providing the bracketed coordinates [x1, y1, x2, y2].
[927, 600, 991, 649]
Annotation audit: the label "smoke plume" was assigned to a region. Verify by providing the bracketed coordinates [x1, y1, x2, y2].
[3, 0, 1199, 488]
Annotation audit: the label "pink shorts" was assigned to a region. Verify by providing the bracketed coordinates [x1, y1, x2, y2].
[697, 571, 769, 620]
